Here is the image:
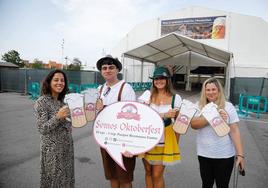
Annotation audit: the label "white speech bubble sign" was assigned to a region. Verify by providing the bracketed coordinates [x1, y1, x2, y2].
[93, 101, 164, 171]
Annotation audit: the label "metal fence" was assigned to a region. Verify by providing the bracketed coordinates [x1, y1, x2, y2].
[230, 77, 268, 105]
[1, 67, 267, 106]
[0, 68, 123, 94]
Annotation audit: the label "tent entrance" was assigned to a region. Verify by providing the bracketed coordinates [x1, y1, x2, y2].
[123, 33, 233, 97]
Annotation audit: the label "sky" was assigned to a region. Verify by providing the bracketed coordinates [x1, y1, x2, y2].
[0, 0, 268, 68]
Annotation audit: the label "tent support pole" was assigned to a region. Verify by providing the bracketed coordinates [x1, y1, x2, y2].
[186, 52, 191, 91]
[225, 57, 232, 100]
[141, 60, 144, 82]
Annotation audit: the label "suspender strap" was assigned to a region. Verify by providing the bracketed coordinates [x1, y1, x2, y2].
[99, 82, 125, 102]
[118, 82, 126, 101]
[163, 95, 175, 127]
[171, 94, 175, 108]
[99, 84, 105, 96]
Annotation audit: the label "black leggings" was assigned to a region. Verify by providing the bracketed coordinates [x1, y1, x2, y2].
[198, 156, 235, 188]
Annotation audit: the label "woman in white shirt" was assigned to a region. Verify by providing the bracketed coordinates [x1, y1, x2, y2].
[139, 66, 182, 188]
[191, 78, 245, 188]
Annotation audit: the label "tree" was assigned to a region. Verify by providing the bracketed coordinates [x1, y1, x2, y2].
[73, 57, 82, 66]
[67, 57, 83, 70]
[31, 58, 43, 69]
[2, 50, 24, 67]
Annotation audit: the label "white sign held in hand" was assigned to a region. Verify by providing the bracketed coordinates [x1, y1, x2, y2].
[93, 101, 164, 171]
[173, 99, 198, 134]
[65, 93, 87, 128]
[82, 89, 99, 122]
[201, 102, 230, 137]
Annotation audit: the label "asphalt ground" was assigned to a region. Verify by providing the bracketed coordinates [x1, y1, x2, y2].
[0, 92, 267, 188]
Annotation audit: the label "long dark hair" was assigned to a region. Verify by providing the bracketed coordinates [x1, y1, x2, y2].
[41, 69, 69, 101]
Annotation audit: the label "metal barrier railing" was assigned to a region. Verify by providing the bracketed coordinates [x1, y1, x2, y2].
[238, 93, 267, 118]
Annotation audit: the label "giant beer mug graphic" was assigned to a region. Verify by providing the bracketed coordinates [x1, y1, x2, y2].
[82, 89, 98, 122]
[94, 101, 164, 170]
[211, 17, 226, 39]
[173, 99, 198, 134]
[65, 93, 87, 128]
[201, 102, 230, 137]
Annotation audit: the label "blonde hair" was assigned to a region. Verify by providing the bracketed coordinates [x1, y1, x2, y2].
[150, 78, 172, 103]
[199, 78, 226, 109]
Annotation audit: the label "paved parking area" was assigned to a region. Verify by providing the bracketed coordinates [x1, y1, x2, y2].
[0, 92, 267, 188]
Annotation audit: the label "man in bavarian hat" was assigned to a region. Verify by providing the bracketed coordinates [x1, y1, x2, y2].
[95, 55, 136, 188]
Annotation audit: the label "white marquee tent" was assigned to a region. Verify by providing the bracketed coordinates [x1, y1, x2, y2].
[112, 6, 268, 101]
[123, 33, 233, 95]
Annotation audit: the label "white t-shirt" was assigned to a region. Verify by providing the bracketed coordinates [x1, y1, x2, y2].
[196, 101, 239, 158]
[138, 90, 182, 145]
[98, 80, 136, 105]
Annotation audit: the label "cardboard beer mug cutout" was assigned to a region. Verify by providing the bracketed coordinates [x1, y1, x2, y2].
[65, 93, 87, 128]
[173, 99, 198, 134]
[82, 89, 98, 122]
[201, 102, 230, 137]
[94, 101, 164, 170]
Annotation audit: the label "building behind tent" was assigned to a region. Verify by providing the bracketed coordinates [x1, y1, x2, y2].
[111, 6, 268, 104]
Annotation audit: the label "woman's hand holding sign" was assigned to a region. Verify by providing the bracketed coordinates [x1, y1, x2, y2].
[56, 105, 70, 120]
[163, 109, 177, 119]
[218, 109, 229, 123]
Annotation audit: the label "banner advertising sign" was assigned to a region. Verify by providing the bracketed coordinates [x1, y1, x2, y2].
[161, 16, 226, 39]
[93, 101, 164, 170]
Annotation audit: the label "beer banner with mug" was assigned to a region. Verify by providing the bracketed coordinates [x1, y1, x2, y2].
[161, 16, 226, 39]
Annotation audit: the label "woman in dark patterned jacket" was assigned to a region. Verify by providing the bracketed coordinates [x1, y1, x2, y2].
[34, 69, 74, 188]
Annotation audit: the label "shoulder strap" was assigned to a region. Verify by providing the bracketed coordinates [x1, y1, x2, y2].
[99, 84, 105, 96]
[171, 94, 175, 108]
[118, 82, 126, 101]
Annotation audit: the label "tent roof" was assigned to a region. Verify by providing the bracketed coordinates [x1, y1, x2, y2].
[123, 33, 233, 66]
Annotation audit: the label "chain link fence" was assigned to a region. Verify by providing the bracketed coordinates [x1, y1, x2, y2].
[0, 68, 124, 94]
[1, 68, 267, 106]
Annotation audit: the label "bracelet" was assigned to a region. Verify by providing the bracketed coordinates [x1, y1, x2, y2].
[236, 154, 245, 159]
